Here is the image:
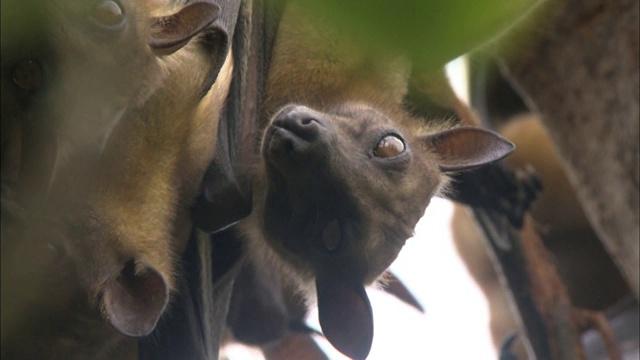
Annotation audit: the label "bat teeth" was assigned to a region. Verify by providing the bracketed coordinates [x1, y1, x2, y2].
[321, 219, 341, 252]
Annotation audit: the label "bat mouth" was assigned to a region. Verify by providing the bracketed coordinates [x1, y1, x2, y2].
[267, 200, 345, 252]
[302, 211, 346, 255]
[320, 219, 342, 252]
[261, 159, 365, 262]
[264, 125, 300, 158]
[262, 183, 363, 263]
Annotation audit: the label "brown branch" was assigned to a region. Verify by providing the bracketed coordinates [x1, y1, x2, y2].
[473, 210, 624, 359]
[519, 215, 583, 360]
[572, 308, 622, 360]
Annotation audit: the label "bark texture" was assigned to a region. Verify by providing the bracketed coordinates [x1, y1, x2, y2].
[498, 0, 640, 298]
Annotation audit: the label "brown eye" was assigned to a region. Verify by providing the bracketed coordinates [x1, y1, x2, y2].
[90, 0, 125, 29]
[12, 59, 43, 93]
[373, 135, 405, 158]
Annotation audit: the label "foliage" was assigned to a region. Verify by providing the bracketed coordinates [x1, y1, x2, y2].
[297, 0, 541, 70]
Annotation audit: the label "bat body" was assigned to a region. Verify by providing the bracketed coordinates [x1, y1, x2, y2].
[233, 4, 515, 358]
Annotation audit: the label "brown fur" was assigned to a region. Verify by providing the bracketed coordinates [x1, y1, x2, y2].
[241, 103, 449, 293]
[236, 3, 514, 359]
[77, 50, 233, 299]
[262, 4, 411, 124]
[240, 2, 411, 299]
[243, 2, 444, 298]
[1, 0, 233, 357]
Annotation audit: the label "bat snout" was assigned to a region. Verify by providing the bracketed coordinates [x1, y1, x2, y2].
[264, 105, 336, 166]
[272, 105, 331, 141]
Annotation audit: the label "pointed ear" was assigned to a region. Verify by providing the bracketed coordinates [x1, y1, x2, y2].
[316, 275, 373, 360]
[102, 261, 169, 336]
[423, 126, 515, 172]
[148, 1, 221, 56]
[382, 271, 424, 313]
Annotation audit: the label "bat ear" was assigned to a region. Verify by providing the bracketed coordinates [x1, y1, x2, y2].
[148, 1, 222, 56]
[316, 275, 373, 360]
[422, 126, 515, 172]
[102, 261, 169, 336]
[382, 271, 424, 313]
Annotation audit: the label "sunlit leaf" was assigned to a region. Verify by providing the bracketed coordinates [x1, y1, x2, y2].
[297, 0, 541, 70]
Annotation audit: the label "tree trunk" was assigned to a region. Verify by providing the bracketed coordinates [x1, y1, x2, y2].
[498, 0, 640, 298]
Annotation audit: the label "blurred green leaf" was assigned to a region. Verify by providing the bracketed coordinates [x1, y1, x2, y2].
[297, 0, 540, 70]
[1, 0, 48, 65]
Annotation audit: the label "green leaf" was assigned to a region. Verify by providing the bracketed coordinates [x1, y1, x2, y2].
[297, 0, 540, 70]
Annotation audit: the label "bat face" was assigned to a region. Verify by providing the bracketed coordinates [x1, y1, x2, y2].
[247, 102, 514, 360]
[255, 103, 443, 360]
[259, 103, 442, 285]
[1, 0, 229, 354]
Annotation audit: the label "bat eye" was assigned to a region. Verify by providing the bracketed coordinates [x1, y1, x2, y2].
[12, 59, 44, 93]
[373, 134, 405, 158]
[89, 0, 126, 30]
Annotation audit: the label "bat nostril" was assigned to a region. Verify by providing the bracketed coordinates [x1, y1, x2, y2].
[300, 117, 315, 125]
[264, 105, 338, 164]
[280, 110, 324, 140]
[286, 110, 318, 125]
